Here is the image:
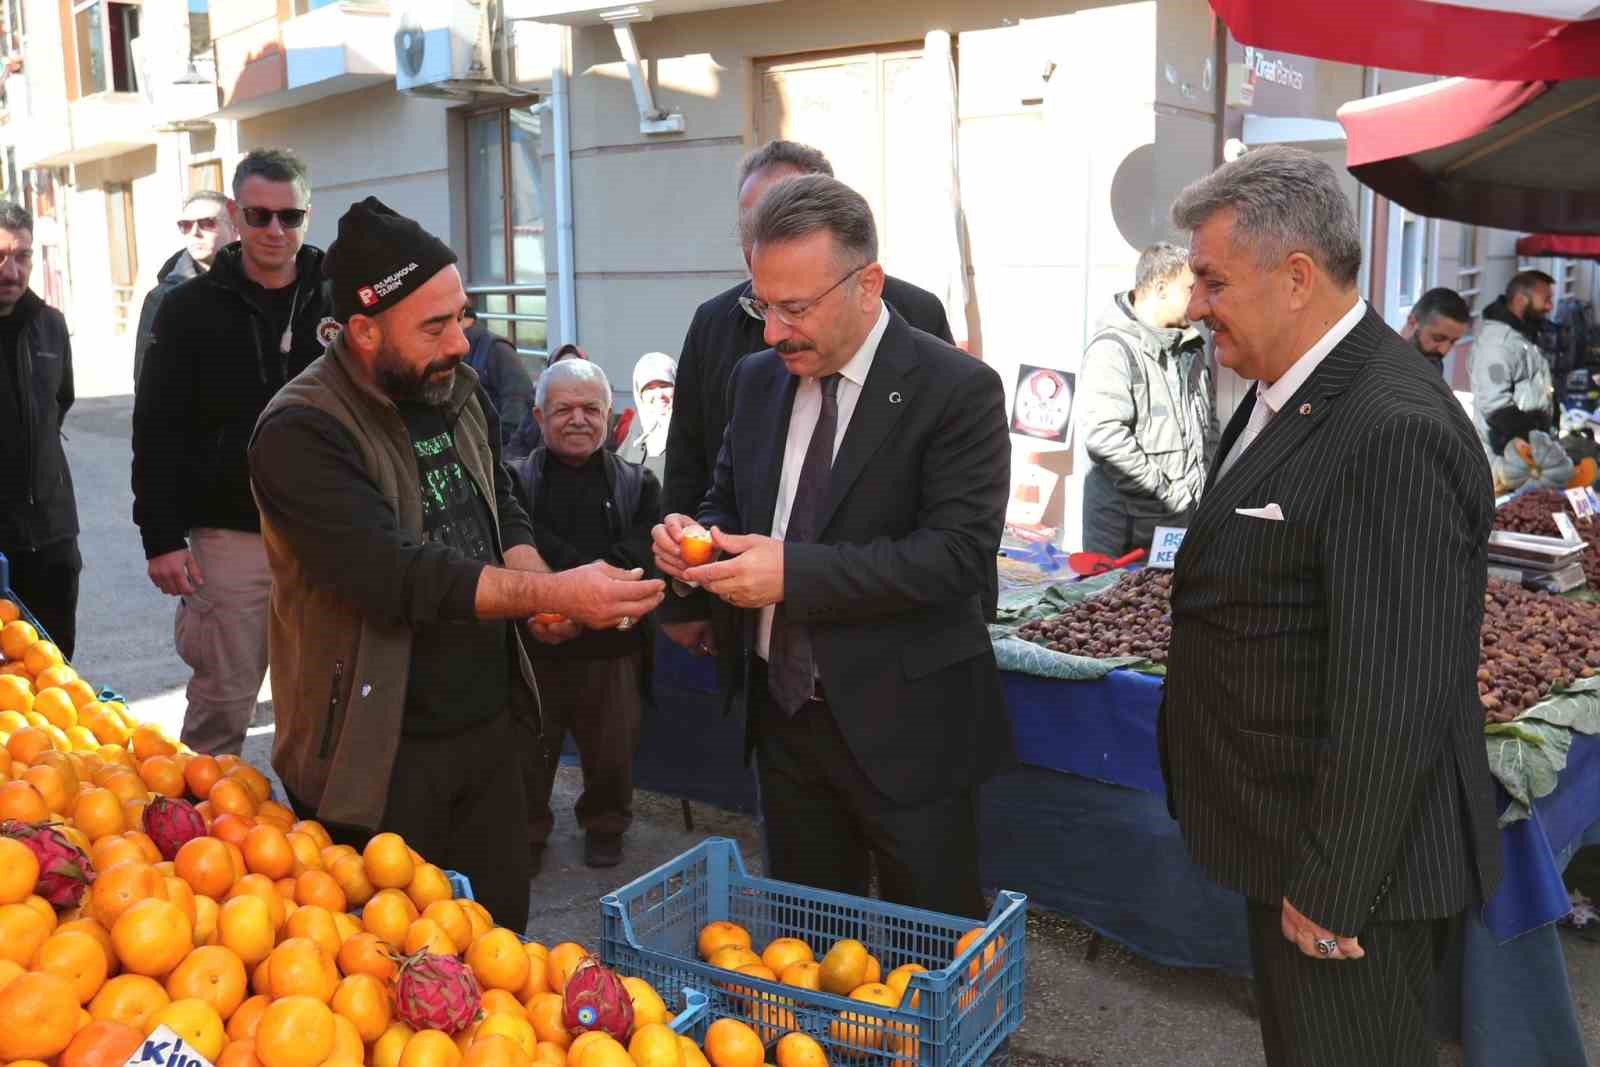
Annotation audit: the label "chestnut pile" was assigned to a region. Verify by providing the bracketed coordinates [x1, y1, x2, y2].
[1478, 578, 1600, 722]
[1494, 489, 1600, 588]
[1016, 570, 1173, 664]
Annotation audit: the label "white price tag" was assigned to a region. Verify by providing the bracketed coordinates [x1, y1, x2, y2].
[1566, 488, 1595, 519]
[1587, 488, 1600, 514]
[122, 1027, 217, 1067]
[1555, 512, 1583, 544]
[1149, 526, 1187, 570]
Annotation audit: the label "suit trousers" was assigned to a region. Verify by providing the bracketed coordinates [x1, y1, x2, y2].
[1247, 899, 1454, 1067]
[3, 537, 80, 661]
[175, 528, 272, 757]
[525, 651, 642, 843]
[751, 660, 987, 919]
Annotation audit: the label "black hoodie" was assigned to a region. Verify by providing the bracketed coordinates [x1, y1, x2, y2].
[132, 248, 203, 392]
[132, 242, 332, 559]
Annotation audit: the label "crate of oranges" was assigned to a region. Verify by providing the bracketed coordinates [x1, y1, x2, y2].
[599, 838, 1026, 1067]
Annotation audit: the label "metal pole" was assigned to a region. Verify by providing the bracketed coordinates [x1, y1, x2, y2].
[551, 65, 576, 348]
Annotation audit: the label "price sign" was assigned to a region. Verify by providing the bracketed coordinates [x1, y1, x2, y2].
[122, 1027, 217, 1067]
[1567, 488, 1595, 520]
[1555, 512, 1583, 544]
[1149, 526, 1188, 570]
[1588, 487, 1600, 514]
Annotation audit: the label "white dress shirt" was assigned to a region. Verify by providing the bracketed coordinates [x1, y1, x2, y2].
[757, 301, 891, 659]
[1217, 297, 1366, 479]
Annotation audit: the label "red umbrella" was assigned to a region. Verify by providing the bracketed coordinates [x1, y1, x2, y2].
[1517, 233, 1600, 260]
[1210, 0, 1600, 80]
[1337, 78, 1600, 234]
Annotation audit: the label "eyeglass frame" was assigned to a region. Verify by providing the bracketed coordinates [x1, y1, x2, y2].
[738, 263, 867, 327]
[176, 217, 222, 235]
[239, 206, 308, 230]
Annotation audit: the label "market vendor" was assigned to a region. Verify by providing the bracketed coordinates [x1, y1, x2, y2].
[247, 197, 663, 929]
[1471, 270, 1556, 453]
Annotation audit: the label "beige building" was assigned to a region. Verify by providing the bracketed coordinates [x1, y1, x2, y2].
[1, 0, 1593, 545]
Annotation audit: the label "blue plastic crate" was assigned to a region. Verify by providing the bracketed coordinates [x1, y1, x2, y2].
[669, 987, 709, 1040]
[0, 553, 61, 659]
[600, 838, 1026, 1067]
[446, 870, 476, 902]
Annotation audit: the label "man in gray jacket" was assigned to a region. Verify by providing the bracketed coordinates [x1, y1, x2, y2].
[1471, 270, 1555, 454]
[1079, 243, 1215, 555]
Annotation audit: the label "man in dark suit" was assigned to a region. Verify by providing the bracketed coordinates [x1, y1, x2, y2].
[659, 140, 955, 660]
[652, 175, 1011, 917]
[1162, 146, 1502, 1065]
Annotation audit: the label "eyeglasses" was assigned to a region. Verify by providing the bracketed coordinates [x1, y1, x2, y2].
[176, 217, 220, 235]
[739, 264, 866, 326]
[240, 207, 307, 230]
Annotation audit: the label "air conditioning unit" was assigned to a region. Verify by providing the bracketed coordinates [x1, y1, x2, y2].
[394, 0, 516, 98]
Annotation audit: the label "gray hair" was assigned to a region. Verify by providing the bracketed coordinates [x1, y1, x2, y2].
[743, 174, 877, 267]
[232, 147, 310, 201]
[1170, 146, 1361, 287]
[536, 357, 612, 411]
[182, 189, 230, 212]
[1134, 242, 1189, 297]
[0, 199, 31, 235]
[736, 140, 833, 191]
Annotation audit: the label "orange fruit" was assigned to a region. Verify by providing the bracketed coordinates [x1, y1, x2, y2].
[818, 939, 868, 995]
[88, 974, 168, 1030]
[422, 900, 473, 952]
[218, 895, 277, 967]
[477, 1014, 536, 1058]
[91, 861, 167, 928]
[58, 1019, 144, 1067]
[129, 726, 177, 762]
[626, 1024, 682, 1067]
[7, 727, 56, 767]
[568, 1032, 626, 1067]
[34, 664, 77, 690]
[697, 922, 751, 962]
[225, 765, 272, 806]
[22, 638, 64, 675]
[242, 824, 295, 880]
[545, 942, 589, 996]
[209, 779, 258, 819]
[702, 1019, 763, 1067]
[111, 897, 192, 977]
[678, 1037, 712, 1067]
[327, 1012, 364, 1063]
[516, 950, 551, 1003]
[0, 971, 83, 1060]
[620, 977, 667, 1029]
[328, 852, 376, 909]
[480, 990, 527, 1021]
[830, 982, 910, 1053]
[227, 874, 287, 930]
[56, 917, 116, 972]
[176, 837, 237, 900]
[166, 945, 247, 1021]
[464, 1034, 531, 1067]
[363, 887, 419, 950]
[218, 1039, 263, 1067]
[0, 597, 18, 623]
[0, 777, 49, 821]
[62, 679, 98, 712]
[761, 937, 814, 974]
[184, 756, 222, 800]
[336, 931, 398, 981]
[406, 863, 453, 911]
[72, 788, 127, 843]
[285, 904, 342, 960]
[401, 1029, 465, 1067]
[773, 1033, 828, 1067]
[35, 930, 109, 1004]
[265, 937, 339, 1002]
[99, 771, 147, 807]
[255, 804, 294, 833]
[331, 972, 391, 1042]
[0, 899, 53, 964]
[227, 994, 272, 1042]
[90, 835, 145, 873]
[152, 997, 226, 1061]
[526, 993, 570, 1049]
[294, 869, 345, 912]
[283, 832, 322, 876]
[779, 961, 821, 991]
[708, 946, 760, 972]
[24, 763, 71, 813]
[864, 954, 882, 986]
[211, 813, 255, 850]
[122, 831, 163, 866]
[363, 833, 415, 890]
[33, 687, 78, 730]
[291, 820, 333, 849]
[533, 1041, 567, 1066]
[404, 917, 457, 957]
[461, 900, 495, 943]
[0, 957, 28, 990]
[0, 675, 31, 715]
[886, 963, 927, 1010]
[0, 618, 39, 659]
[374, 1023, 418, 1067]
[193, 894, 220, 947]
[0, 833, 40, 904]
[469, 928, 531, 992]
[953, 927, 1003, 982]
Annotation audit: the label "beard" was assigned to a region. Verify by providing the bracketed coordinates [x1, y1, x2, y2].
[1411, 332, 1440, 360]
[375, 342, 458, 406]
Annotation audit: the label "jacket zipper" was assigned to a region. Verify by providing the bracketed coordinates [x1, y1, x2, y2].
[19, 331, 34, 507]
[318, 658, 345, 758]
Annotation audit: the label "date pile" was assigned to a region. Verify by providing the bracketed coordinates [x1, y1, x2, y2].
[1016, 569, 1172, 664]
[1494, 488, 1600, 587]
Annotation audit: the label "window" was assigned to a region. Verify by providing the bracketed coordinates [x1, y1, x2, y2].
[1456, 225, 1481, 313]
[4, 0, 25, 49]
[464, 101, 546, 356]
[187, 159, 222, 194]
[71, 0, 139, 96]
[1398, 215, 1423, 306]
[105, 182, 137, 333]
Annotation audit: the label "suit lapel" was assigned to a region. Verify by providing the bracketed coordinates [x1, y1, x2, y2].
[751, 365, 799, 537]
[817, 314, 919, 535]
[1207, 383, 1259, 491]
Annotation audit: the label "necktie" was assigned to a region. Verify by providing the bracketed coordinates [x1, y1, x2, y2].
[768, 374, 842, 715]
[1217, 391, 1274, 480]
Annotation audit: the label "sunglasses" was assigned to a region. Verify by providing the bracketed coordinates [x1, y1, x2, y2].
[176, 217, 220, 235]
[240, 207, 307, 230]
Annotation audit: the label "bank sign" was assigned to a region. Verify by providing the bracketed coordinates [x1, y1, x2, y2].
[1225, 39, 1320, 139]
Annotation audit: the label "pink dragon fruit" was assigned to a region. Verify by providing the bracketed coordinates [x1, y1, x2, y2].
[562, 957, 634, 1041]
[143, 796, 207, 861]
[0, 819, 95, 909]
[394, 951, 482, 1034]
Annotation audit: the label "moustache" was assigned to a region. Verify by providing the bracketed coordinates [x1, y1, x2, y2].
[775, 340, 814, 355]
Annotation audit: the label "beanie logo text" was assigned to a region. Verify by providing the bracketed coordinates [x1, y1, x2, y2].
[357, 287, 377, 307]
[367, 261, 421, 303]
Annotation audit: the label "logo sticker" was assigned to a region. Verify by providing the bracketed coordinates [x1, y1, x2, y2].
[357, 286, 378, 308]
[316, 317, 341, 348]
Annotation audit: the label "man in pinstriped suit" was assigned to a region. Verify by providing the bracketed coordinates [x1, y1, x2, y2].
[1161, 146, 1503, 1066]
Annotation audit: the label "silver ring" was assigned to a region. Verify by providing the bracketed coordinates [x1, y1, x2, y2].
[1315, 938, 1339, 958]
[617, 616, 634, 631]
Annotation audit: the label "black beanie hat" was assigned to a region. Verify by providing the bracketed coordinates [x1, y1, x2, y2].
[324, 196, 458, 322]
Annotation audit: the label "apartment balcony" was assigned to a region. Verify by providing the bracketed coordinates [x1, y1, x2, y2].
[211, 0, 394, 120]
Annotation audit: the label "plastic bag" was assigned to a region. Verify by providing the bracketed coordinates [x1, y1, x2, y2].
[1501, 430, 1576, 491]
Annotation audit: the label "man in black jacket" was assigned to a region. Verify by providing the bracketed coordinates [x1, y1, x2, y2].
[462, 301, 532, 448]
[0, 201, 80, 657]
[132, 148, 333, 757]
[660, 140, 955, 658]
[133, 190, 235, 392]
[511, 358, 660, 869]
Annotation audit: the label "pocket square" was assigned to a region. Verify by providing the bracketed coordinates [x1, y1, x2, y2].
[1236, 503, 1286, 521]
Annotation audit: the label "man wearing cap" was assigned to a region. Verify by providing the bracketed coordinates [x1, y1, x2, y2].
[248, 197, 664, 926]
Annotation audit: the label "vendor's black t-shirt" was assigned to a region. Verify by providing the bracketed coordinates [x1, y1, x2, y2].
[241, 277, 300, 378]
[399, 402, 511, 735]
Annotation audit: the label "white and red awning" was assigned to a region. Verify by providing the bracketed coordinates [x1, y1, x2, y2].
[1517, 233, 1600, 259]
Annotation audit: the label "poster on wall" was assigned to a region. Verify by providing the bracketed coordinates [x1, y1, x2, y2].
[1010, 365, 1075, 444]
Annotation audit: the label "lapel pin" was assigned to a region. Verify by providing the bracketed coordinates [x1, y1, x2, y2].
[889, 391, 903, 404]
[1299, 403, 1312, 416]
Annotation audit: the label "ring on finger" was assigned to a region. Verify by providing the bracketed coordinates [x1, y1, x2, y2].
[1314, 938, 1339, 958]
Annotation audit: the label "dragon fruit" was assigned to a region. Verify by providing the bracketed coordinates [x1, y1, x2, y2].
[0, 819, 95, 909]
[143, 796, 207, 861]
[395, 951, 482, 1034]
[562, 957, 634, 1041]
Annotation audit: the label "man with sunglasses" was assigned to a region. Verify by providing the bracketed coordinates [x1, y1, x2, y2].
[132, 190, 236, 392]
[133, 147, 333, 758]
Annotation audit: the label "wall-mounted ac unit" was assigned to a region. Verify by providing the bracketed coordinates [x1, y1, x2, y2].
[394, 0, 515, 98]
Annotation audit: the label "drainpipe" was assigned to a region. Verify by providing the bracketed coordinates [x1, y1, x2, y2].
[550, 66, 575, 348]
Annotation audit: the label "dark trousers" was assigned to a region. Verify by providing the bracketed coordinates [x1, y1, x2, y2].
[289, 713, 534, 933]
[526, 652, 642, 843]
[4, 538, 80, 660]
[1247, 899, 1454, 1067]
[752, 662, 987, 919]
